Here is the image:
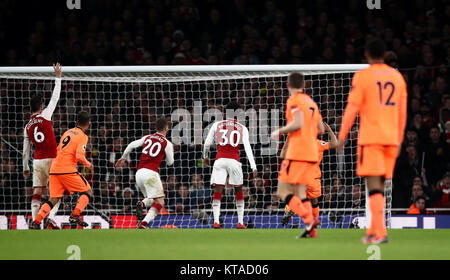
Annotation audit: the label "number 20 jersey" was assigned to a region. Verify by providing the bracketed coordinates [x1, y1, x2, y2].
[137, 133, 169, 173]
[25, 114, 57, 159]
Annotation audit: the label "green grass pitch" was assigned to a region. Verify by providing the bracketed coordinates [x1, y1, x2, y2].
[1, 229, 449, 260]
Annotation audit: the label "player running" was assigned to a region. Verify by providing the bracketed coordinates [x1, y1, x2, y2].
[281, 122, 338, 237]
[271, 72, 325, 238]
[203, 102, 258, 229]
[337, 38, 407, 244]
[31, 111, 94, 229]
[115, 118, 174, 229]
[23, 63, 62, 229]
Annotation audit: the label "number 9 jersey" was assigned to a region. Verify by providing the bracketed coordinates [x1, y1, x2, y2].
[50, 127, 91, 174]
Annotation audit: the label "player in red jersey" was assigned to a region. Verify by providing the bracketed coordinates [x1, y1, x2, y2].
[23, 63, 62, 229]
[116, 118, 174, 229]
[203, 102, 258, 229]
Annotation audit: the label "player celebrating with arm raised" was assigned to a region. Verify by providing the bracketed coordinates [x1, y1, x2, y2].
[337, 38, 407, 244]
[281, 122, 338, 237]
[23, 63, 62, 229]
[32, 111, 94, 229]
[203, 102, 258, 229]
[116, 118, 174, 229]
[271, 72, 325, 238]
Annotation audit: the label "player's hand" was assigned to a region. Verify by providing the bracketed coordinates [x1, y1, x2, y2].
[252, 169, 258, 178]
[323, 122, 331, 132]
[336, 139, 345, 154]
[89, 162, 94, 177]
[115, 158, 127, 168]
[53, 63, 62, 78]
[23, 170, 30, 179]
[271, 129, 281, 140]
[203, 157, 210, 167]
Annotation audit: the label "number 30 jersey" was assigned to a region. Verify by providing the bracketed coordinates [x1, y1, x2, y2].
[121, 132, 174, 173]
[203, 119, 257, 171]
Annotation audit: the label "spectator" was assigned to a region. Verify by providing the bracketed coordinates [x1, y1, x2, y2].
[407, 196, 431, 214]
[433, 172, 450, 208]
[409, 183, 432, 208]
[189, 174, 211, 209]
[174, 184, 197, 214]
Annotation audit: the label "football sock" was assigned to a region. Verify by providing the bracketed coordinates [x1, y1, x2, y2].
[143, 203, 163, 223]
[48, 199, 61, 221]
[285, 194, 313, 224]
[31, 194, 41, 221]
[369, 191, 386, 238]
[312, 203, 320, 220]
[236, 191, 244, 225]
[73, 194, 89, 216]
[212, 192, 222, 224]
[34, 201, 53, 224]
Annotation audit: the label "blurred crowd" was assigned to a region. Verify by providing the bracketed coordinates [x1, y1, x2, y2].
[0, 0, 450, 218]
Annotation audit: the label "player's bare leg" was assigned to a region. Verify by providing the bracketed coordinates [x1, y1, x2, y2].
[233, 185, 246, 229]
[31, 196, 61, 229]
[139, 197, 164, 229]
[69, 189, 94, 228]
[363, 176, 389, 244]
[212, 184, 224, 229]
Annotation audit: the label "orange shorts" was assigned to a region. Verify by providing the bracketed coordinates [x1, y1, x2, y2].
[357, 145, 398, 179]
[278, 159, 316, 186]
[307, 178, 321, 199]
[49, 172, 91, 198]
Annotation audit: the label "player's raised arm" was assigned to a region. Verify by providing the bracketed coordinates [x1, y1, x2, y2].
[40, 63, 62, 121]
[324, 122, 338, 149]
[271, 110, 303, 140]
[202, 122, 217, 167]
[165, 141, 174, 166]
[337, 72, 362, 153]
[242, 126, 257, 177]
[116, 136, 146, 167]
[22, 129, 31, 178]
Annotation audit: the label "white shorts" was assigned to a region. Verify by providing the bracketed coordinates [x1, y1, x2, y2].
[135, 168, 165, 199]
[211, 158, 243, 186]
[32, 158, 54, 187]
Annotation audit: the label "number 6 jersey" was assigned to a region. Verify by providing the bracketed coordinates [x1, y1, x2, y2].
[121, 132, 174, 173]
[23, 78, 61, 168]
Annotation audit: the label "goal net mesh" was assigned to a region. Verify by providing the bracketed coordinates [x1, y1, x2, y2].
[0, 67, 391, 229]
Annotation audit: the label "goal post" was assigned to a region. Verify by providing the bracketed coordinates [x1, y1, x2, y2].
[0, 64, 392, 229]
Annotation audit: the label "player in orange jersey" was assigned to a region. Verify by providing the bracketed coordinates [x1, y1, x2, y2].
[271, 72, 325, 238]
[337, 38, 407, 244]
[281, 122, 338, 237]
[31, 111, 94, 229]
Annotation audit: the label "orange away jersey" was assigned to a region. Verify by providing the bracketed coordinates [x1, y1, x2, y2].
[313, 139, 330, 179]
[348, 63, 407, 145]
[285, 92, 322, 162]
[50, 127, 89, 173]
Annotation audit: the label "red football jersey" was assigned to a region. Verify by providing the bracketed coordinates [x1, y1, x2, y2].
[215, 119, 243, 162]
[137, 133, 169, 173]
[25, 114, 57, 159]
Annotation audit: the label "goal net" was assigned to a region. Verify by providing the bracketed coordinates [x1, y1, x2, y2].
[0, 65, 391, 230]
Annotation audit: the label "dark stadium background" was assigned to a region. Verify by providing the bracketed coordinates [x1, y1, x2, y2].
[0, 0, 449, 217]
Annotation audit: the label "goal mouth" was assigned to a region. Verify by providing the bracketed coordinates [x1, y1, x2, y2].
[0, 64, 393, 229]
